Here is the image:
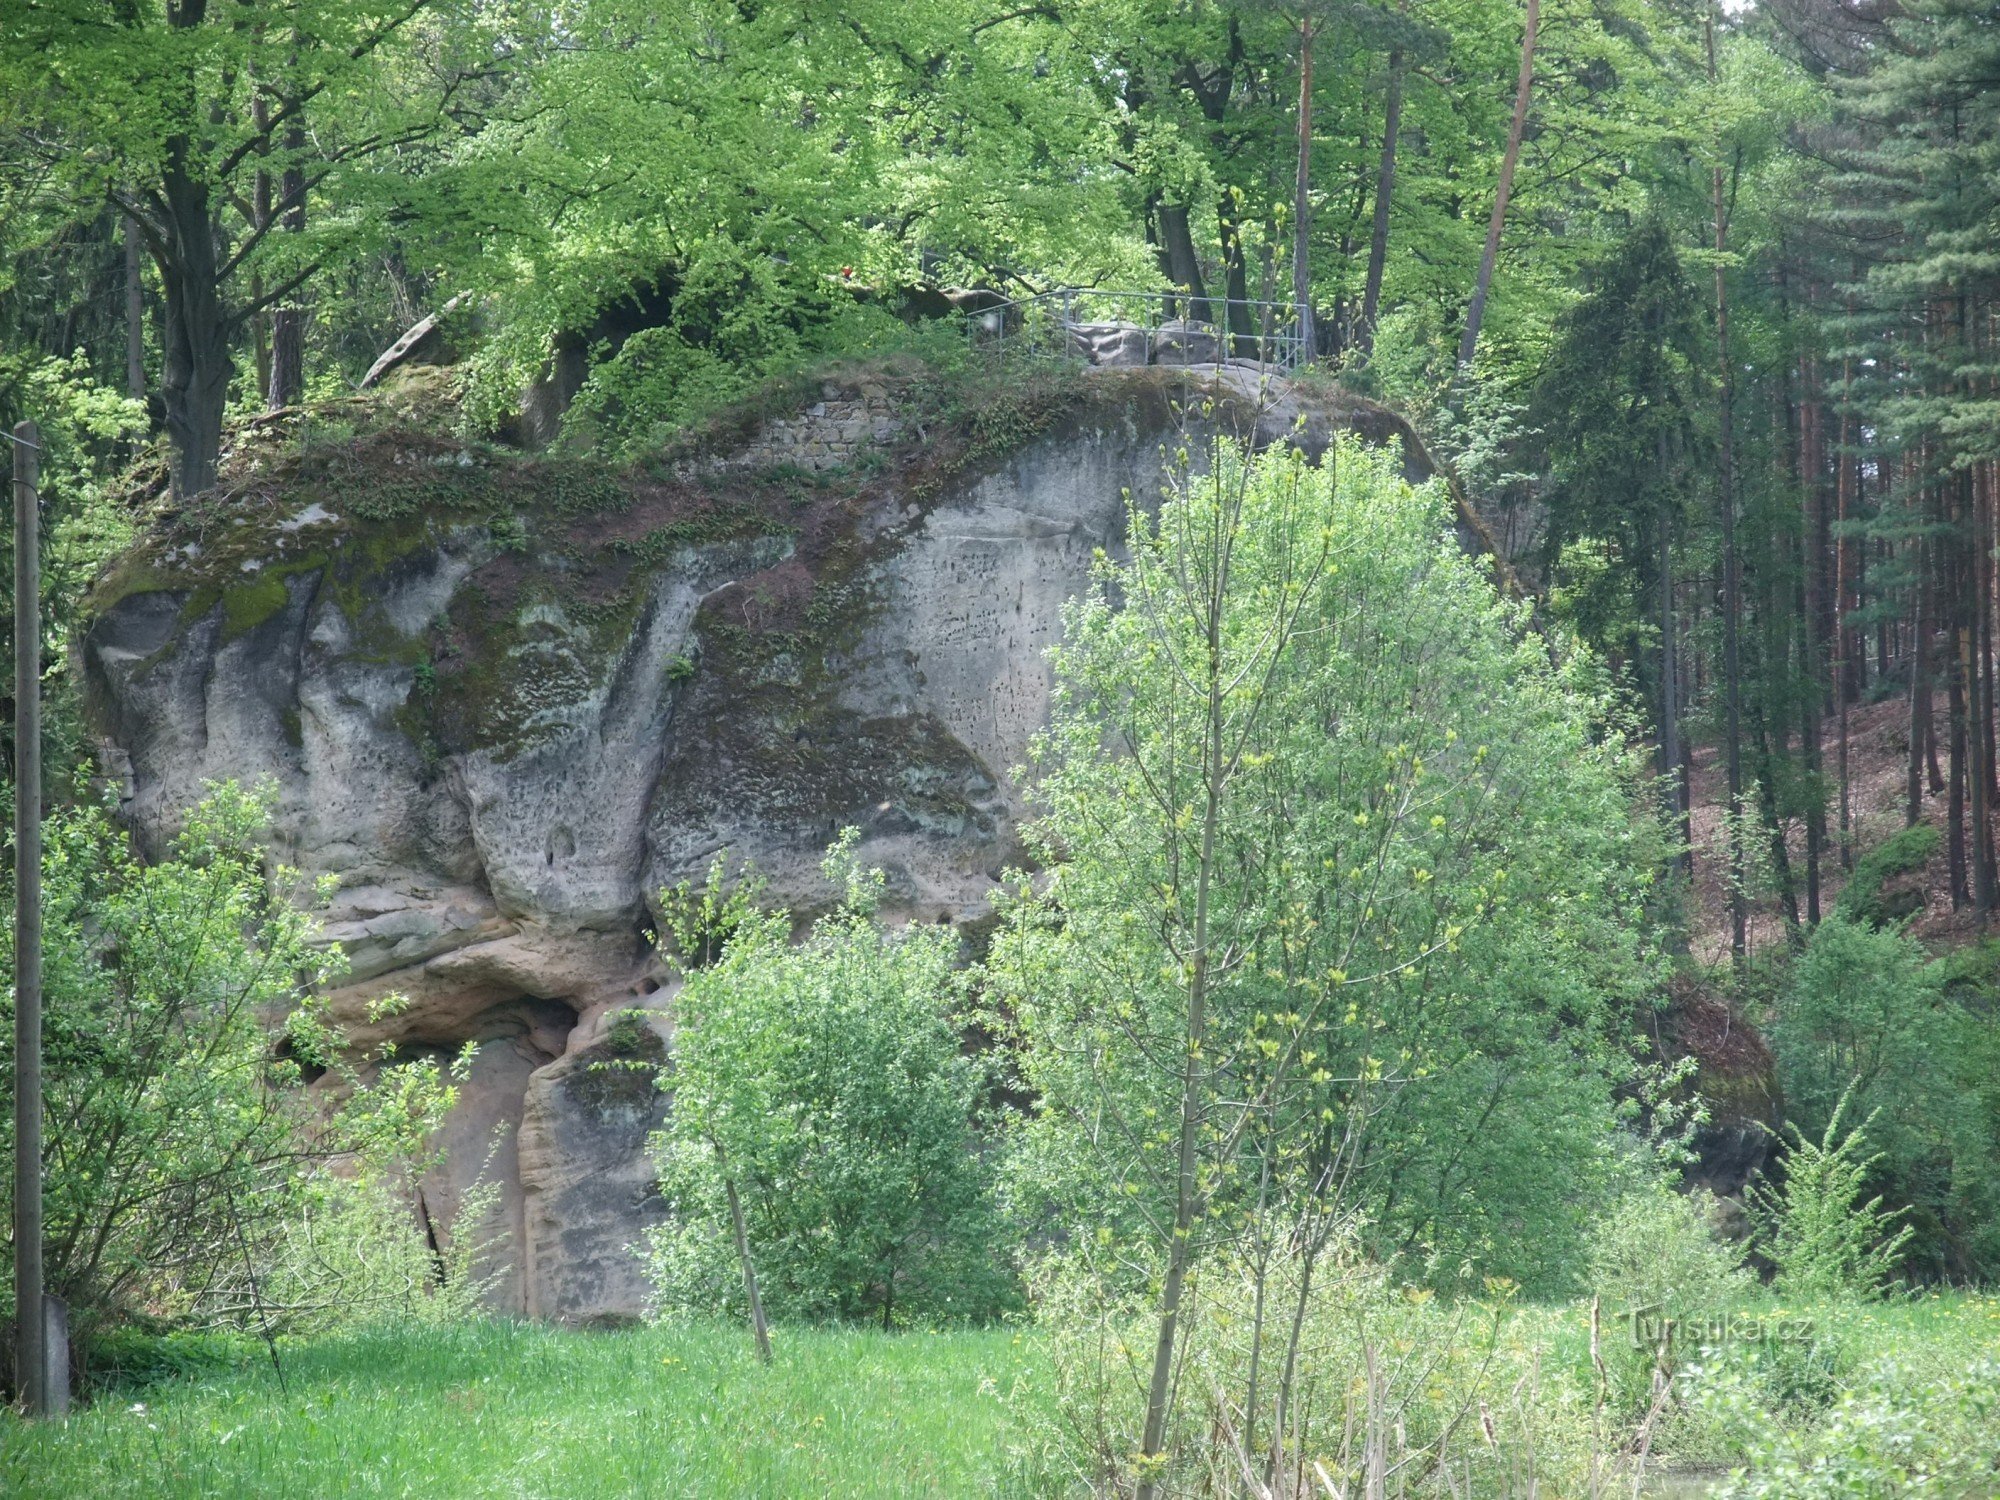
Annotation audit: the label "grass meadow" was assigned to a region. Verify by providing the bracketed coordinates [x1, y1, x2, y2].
[2, 1293, 1996, 1497]
[0, 1320, 1045, 1498]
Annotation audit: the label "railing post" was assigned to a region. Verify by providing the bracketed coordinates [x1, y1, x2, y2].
[969, 288, 1309, 375]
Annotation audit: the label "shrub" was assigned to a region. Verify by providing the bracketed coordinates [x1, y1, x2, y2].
[1708, 1358, 2000, 1499]
[1773, 912, 2000, 1278]
[645, 836, 1015, 1329]
[0, 782, 462, 1339]
[1581, 1184, 1754, 1418]
[1749, 1099, 1913, 1303]
[1772, 914, 1942, 1150]
[250, 1165, 509, 1334]
[1587, 1183, 1752, 1320]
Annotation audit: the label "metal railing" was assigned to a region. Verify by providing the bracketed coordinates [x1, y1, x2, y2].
[965, 288, 1310, 375]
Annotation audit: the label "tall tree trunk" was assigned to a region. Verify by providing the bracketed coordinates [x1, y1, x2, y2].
[1156, 202, 1213, 325]
[1457, 0, 1540, 371]
[1909, 580, 1926, 823]
[1964, 613, 1992, 912]
[159, 154, 232, 502]
[1146, 193, 1171, 311]
[1984, 458, 1999, 810]
[1661, 488, 1689, 873]
[1805, 388, 1825, 924]
[251, 92, 273, 405]
[1799, 647, 1824, 922]
[1836, 357, 1855, 869]
[1758, 417, 1803, 942]
[1911, 534, 1933, 825]
[1788, 325, 1824, 926]
[1708, 6, 1746, 961]
[1983, 460, 1998, 808]
[1926, 466, 1948, 797]
[1654, 378, 1691, 875]
[1960, 458, 1994, 914]
[1972, 310, 1998, 831]
[266, 121, 306, 410]
[1872, 533, 1887, 687]
[1757, 706, 1802, 937]
[1359, 48, 1404, 355]
[1950, 610, 1970, 908]
[1801, 614, 1824, 925]
[124, 214, 146, 400]
[1291, 15, 1316, 362]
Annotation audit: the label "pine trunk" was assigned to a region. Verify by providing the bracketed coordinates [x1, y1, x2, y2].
[1457, 0, 1539, 371]
[1359, 49, 1404, 354]
[1836, 361, 1855, 868]
[1709, 6, 1746, 960]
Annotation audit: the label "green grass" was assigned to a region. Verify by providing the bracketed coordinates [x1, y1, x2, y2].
[8, 1294, 1996, 1497]
[0, 1320, 1046, 1499]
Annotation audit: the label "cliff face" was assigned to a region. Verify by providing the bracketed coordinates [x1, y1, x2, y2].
[81, 364, 1434, 1322]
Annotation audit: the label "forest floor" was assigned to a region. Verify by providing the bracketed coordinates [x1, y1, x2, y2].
[1685, 685, 2000, 965]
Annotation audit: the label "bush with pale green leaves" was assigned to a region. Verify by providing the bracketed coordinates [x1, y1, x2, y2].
[646, 836, 1014, 1329]
[0, 781, 466, 1337]
[1750, 1100, 1913, 1303]
[1700, 1356, 2000, 1498]
[1587, 1184, 1752, 1322]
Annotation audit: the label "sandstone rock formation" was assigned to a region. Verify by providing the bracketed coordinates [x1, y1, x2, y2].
[1067, 320, 1151, 367]
[1151, 318, 1224, 365]
[81, 364, 1444, 1322]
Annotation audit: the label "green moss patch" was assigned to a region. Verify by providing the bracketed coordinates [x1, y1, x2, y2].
[84, 358, 1291, 764]
[1837, 822, 1942, 927]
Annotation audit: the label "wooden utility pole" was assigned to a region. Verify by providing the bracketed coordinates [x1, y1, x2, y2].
[13, 419, 59, 1416]
[1707, 7, 1746, 962]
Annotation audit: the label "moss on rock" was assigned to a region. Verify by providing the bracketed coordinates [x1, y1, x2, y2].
[86, 357, 1389, 768]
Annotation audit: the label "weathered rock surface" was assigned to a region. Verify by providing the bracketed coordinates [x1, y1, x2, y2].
[1151, 318, 1224, 365]
[1650, 974, 1780, 1238]
[1068, 320, 1151, 367]
[82, 366, 1442, 1321]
